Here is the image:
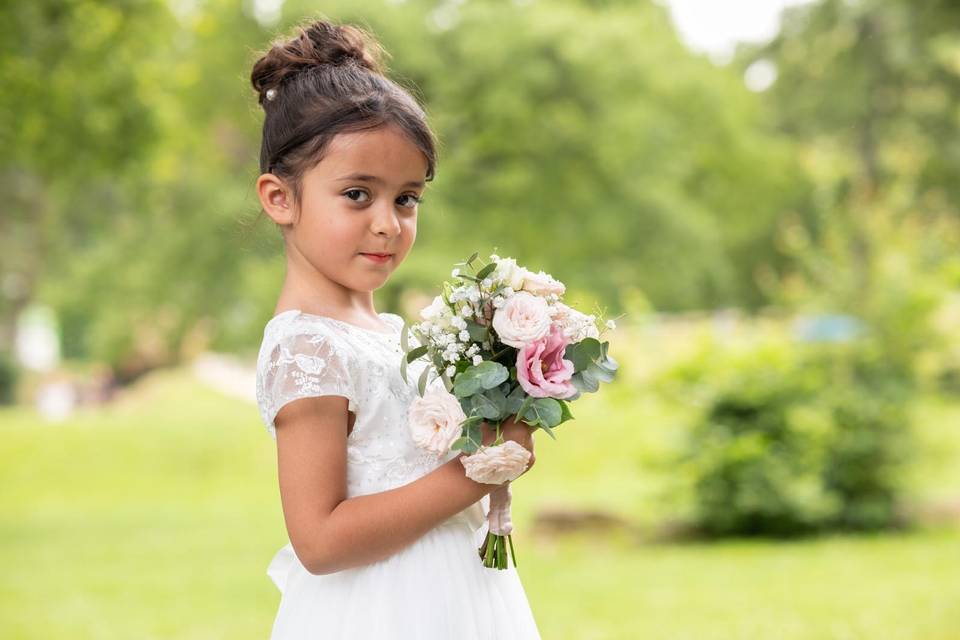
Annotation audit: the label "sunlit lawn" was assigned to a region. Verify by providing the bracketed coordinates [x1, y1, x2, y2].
[1, 355, 959, 639]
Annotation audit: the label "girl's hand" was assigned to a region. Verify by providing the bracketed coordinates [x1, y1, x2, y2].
[479, 415, 536, 475]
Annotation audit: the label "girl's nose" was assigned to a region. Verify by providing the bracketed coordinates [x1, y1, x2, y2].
[371, 203, 402, 237]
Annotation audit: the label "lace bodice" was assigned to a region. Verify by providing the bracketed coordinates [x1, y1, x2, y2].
[255, 310, 480, 512]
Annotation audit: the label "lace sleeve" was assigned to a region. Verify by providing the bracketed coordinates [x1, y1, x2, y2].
[256, 331, 359, 440]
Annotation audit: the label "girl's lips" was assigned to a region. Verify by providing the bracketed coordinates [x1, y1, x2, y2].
[360, 253, 393, 263]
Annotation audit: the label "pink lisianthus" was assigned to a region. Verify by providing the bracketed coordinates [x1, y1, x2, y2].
[516, 324, 577, 399]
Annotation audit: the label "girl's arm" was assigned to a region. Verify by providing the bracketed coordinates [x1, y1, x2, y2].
[273, 395, 534, 575]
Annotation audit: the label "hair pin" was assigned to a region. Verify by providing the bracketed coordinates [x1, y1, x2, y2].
[265, 88, 278, 101]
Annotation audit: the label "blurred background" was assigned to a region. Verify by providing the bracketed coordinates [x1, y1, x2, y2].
[2, 0, 960, 637]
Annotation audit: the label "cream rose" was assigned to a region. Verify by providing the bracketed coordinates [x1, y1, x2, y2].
[460, 440, 531, 484]
[407, 386, 467, 455]
[521, 269, 566, 297]
[493, 258, 526, 290]
[491, 291, 553, 349]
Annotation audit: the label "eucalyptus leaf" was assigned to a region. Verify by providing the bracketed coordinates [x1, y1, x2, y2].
[454, 361, 509, 397]
[440, 368, 454, 392]
[516, 394, 536, 422]
[417, 364, 431, 397]
[405, 345, 428, 363]
[589, 364, 616, 383]
[506, 384, 526, 413]
[529, 397, 562, 427]
[476, 262, 497, 281]
[472, 393, 503, 420]
[572, 369, 600, 393]
[466, 251, 479, 265]
[461, 415, 484, 429]
[466, 321, 488, 342]
[565, 338, 603, 372]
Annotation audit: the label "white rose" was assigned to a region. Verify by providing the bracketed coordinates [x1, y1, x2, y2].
[407, 386, 467, 456]
[491, 291, 552, 348]
[493, 258, 526, 290]
[521, 269, 566, 297]
[420, 296, 448, 320]
[460, 440, 531, 484]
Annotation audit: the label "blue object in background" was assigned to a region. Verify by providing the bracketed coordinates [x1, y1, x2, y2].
[793, 314, 864, 343]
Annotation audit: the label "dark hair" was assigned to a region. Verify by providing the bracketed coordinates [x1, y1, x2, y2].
[250, 18, 438, 210]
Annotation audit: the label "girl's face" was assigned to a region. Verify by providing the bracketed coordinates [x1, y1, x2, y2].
[280, 125, 428, 294]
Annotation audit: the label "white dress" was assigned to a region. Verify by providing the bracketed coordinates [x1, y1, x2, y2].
[255, 309, 542, 639]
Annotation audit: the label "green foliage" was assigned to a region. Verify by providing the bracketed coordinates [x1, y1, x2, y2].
[3, 368, 960, 638]
[662, 336, 915, 537]
[452, 360, 509, 397]
[0, 351, 18, 405]
[3, 0, 813, 377]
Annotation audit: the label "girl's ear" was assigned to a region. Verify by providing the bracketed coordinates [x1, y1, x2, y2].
[257, 173, 296, 226]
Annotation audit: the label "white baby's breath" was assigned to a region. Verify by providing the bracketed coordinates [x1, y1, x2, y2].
[459, 330, 471, 342]
[472, 355, 483, 366]
[606, 319, 617, 330]
[445, 365, 456, 377]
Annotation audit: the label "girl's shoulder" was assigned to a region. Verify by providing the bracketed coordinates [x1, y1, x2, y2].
[257, 309, 403, 367]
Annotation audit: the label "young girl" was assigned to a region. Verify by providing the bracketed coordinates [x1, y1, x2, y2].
[250, 19, 541, 639]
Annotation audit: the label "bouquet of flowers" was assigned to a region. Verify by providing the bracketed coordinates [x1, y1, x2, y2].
[401, 251, 619, 569]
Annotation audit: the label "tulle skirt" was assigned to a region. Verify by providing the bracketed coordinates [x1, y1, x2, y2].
[266, 502, 541, 639]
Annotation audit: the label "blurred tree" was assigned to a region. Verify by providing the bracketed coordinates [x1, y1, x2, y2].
[0, 0, 165, 360]
[741, 0, 960, 304]
[3, 0, 818, 374]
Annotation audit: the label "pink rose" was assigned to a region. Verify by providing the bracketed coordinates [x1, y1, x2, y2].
[516, 324, 577, 399]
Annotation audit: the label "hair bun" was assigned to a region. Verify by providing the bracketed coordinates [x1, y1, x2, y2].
[251, 19, 386, 105]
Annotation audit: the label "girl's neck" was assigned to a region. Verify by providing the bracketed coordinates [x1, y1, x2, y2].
[275, 275, 379, 325]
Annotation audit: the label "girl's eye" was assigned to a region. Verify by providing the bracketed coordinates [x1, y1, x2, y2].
[344, 189, 370, 203]
[398, 194, 423, 209]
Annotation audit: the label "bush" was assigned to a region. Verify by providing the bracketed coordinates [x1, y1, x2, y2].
[661, 336, 914, 537]
[0, 351, 19, 405]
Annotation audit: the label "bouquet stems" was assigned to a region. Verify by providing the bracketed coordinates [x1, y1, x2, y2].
[478, 482, 517, 569]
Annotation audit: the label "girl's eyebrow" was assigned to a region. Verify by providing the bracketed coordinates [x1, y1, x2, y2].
[336, 172, 424, 189]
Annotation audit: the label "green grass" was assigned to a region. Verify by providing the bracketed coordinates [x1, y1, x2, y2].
[1, 363, 959, 639]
